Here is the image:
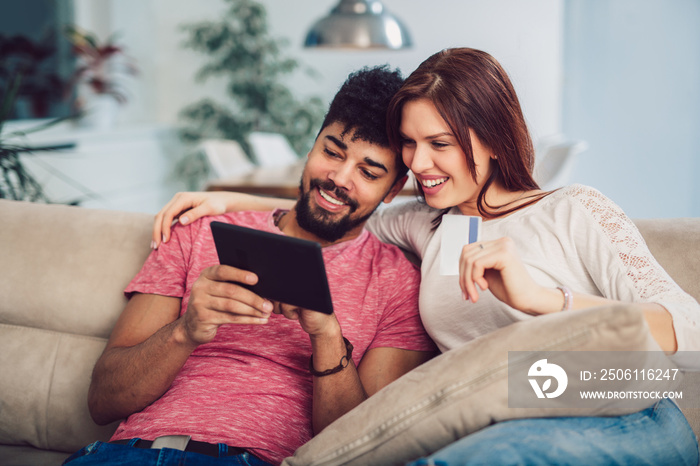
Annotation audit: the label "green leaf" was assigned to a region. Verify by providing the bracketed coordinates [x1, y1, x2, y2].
[0, 71, 84, 203]
[177, 0, 325, 173]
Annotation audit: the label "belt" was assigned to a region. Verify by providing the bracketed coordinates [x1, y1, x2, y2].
[111, 436, 246, 458]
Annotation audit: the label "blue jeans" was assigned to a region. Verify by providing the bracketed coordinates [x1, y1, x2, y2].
[407, 399, 699, 465]
[62, 439, 274, 466]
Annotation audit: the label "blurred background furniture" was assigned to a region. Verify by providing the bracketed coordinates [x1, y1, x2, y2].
[205, 163, 418, 199]
[248, 132, 300, 167]
[206, 160, 306, 198]
[201, 132, 306, 198]
[203, 132, 418, 199]
[5, 120, 185, 213]
[199, 139, 256, 180]
[533, 135, 588, 191]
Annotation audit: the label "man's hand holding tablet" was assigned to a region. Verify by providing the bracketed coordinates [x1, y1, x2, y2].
[210, 221, 335, 315]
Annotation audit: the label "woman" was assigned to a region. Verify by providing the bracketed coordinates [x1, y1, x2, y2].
[153, 48, 699, 464]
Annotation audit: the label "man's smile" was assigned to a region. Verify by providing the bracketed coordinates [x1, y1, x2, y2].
[318, 188, 347, 206]
[309, 179, 359, 214]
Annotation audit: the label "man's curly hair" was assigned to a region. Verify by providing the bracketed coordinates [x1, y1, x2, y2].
[319, 65, 407, 180]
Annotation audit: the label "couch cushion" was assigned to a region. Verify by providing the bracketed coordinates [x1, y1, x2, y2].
[634, 218, 700, 303]
[0, 200, 153, 339]
[283, 304, 668, 466]
[0, 323, 119, 453]
[634, 218, 700, 438]
[0, 445, 72, 466]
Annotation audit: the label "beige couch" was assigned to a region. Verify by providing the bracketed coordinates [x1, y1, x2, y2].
[0, 198, 698, 465]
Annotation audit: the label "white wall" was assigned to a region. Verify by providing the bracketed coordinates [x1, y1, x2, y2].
[73, 0, 565, 149]
[563, 0, 700, 218]
[265, 0, 565, 145]
[63, 0, 700, 219]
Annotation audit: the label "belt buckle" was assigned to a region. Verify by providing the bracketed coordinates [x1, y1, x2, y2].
[151, 435, 192, 451]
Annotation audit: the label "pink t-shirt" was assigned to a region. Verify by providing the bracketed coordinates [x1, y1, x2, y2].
[112, 210, 434, 464]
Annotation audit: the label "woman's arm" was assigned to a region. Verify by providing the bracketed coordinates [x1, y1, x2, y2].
[152, 191, 294, 248]
[459, 237, 679, 353]
[152, 192, 433, 257]
[459, 186, 698, 361]
[569, 187, 698, 358]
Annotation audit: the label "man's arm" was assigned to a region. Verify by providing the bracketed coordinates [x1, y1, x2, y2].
[311, 332, 435, 434]
[88, 293, 192, 425]
[276, 304, 434, 434]
[88, 265, 273, 425]
[357, 346, 436, 396]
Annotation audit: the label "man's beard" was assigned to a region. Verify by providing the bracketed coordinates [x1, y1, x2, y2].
[295, 178, 376, 243]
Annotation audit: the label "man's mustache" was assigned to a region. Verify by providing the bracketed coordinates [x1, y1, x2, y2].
[310, 179, 359, 211]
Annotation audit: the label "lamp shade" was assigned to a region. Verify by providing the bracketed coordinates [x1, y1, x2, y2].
[304, 0, 412, 50]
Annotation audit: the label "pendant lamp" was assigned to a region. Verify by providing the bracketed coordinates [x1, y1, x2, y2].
[304, 0, 412, 50]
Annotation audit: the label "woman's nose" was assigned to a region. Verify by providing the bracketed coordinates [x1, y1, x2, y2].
[407, 144, 433, 173]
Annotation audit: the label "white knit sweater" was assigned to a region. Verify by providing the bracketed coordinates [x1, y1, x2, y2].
[367, 184, 699, 370]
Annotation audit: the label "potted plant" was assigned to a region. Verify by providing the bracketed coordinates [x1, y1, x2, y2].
[64, 25, 138, 129]
[176, 0, 325, 188]
[0, 32, 67, 120]
[0, 73, 48, 201]
[0, 72, 91, 203]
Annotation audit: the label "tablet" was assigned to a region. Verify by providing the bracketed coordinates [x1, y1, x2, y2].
[210, 221, 334, 314]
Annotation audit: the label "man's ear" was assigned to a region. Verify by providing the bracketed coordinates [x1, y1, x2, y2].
[382, 175, 408, 204]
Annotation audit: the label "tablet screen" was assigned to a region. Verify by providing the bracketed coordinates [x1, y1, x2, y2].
[211, 221, 334, 314]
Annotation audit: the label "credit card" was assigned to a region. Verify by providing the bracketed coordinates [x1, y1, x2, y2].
[439, 215, 482, 275]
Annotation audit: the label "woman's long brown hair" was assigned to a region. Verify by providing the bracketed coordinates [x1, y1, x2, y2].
[386, 48, 549, 223]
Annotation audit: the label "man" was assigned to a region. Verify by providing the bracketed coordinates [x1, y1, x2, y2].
[65, 67, 436, 466]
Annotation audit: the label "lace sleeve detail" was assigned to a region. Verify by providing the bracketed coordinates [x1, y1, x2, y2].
[570, 185, 677, 300]
[568, 185, 699, 356]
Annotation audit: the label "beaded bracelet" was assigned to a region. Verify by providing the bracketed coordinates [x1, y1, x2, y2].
[557, 286, 573, 312]
[309, 337, 354, 377]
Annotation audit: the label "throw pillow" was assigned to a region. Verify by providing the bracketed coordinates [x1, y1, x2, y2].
[283, 304, 669, 466]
